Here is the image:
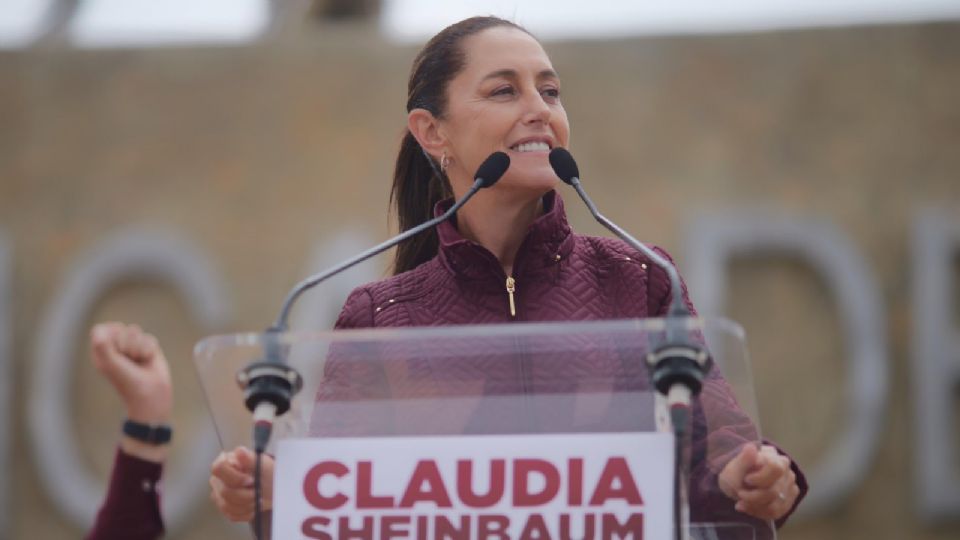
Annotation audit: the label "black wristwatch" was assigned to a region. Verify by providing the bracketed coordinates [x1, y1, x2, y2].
[122, 419, 173, 445]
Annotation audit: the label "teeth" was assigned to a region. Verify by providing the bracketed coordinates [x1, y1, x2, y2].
[512, 141, 550, 153]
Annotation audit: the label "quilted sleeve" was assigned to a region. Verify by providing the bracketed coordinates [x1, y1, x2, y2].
[84, 448, 164, 540]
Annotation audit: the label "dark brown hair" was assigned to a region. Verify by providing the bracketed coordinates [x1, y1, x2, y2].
[390, 16, 529, 275]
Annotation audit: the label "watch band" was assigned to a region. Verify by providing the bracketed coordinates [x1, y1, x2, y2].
[122, 419, 173, 445]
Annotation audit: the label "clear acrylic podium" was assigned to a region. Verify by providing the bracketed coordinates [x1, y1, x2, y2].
[195, 318, 776, 539]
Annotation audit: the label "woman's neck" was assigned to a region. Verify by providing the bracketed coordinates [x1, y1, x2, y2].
[455, 189, 545, 276]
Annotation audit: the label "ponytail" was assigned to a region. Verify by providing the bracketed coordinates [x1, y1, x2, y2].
[390, 130, 450, 275]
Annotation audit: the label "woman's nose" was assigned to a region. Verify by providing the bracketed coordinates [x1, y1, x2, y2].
[521, 91, 551, 125]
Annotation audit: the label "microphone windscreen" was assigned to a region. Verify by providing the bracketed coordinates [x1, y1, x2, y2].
[475, 151, 511, 188]
[549, 147, 579, 185]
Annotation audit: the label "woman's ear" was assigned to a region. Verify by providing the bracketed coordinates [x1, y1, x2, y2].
[408, 109, 447, 160]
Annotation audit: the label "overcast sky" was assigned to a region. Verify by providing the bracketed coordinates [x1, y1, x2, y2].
[382, 0, 960, 41]
[3, 0, 960, 48]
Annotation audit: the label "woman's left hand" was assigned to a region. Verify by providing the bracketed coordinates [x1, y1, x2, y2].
[717, 443, 799, 522]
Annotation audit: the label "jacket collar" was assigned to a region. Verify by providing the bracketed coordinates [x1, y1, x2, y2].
[434, 190, 575, 281]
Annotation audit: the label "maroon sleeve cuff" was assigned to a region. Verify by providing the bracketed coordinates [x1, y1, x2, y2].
[85, 447, 165, 540]
[771, 441, 809, 529]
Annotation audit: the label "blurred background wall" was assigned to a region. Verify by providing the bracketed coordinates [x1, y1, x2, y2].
[1, 0, 959, 538]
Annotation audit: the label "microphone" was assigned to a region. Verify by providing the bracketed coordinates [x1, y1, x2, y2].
[549, 146, 708, 540]
[237, 150, 511, 449]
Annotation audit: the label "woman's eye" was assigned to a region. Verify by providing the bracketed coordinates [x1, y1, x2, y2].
[491, 86, 516, 97]
[542, 87, 561, 100]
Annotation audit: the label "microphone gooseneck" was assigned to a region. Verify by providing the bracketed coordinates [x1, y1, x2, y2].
[547, 147, 710, 374]
[549, 148, 688, 318]
[271, 150, 511, 333]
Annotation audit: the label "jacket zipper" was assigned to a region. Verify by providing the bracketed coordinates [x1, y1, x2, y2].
[504, 275, 530, 403]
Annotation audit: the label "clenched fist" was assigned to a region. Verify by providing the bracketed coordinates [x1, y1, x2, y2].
[90, 322, 173, 462]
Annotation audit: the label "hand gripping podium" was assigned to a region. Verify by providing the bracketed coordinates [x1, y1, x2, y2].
[195, 318, 776, 540]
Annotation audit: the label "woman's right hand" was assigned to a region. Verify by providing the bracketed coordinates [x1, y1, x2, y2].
[210, 446, 274, 522]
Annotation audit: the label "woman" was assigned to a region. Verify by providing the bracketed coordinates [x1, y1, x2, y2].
[210, 15, 807, 533]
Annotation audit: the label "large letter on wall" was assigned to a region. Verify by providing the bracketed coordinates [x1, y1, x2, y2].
[913, 211, 960, 522]
[28, 229, 229, 531]
[684, 213, 889, 517]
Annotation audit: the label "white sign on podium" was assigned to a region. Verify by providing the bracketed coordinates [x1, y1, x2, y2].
[273, 432, 673, 539]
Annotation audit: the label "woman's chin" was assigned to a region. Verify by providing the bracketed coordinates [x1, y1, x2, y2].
[497, 163, 560, 191]
[493, 175, 559, 199]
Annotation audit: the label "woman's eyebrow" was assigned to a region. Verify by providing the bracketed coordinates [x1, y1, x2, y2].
[480, 69, 518, 82]
[537, 69, 559, 81]
[479, 68, 559, 82]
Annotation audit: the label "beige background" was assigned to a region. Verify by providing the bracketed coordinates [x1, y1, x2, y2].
[1, 17, 959, 539]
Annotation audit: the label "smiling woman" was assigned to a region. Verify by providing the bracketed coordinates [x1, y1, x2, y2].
[207, 15, 809, 536]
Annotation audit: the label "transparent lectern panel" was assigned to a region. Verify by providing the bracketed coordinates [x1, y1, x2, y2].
[194, 318, 776, 539]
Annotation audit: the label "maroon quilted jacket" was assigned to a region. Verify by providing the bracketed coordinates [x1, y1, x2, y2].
[321, 190, 807, 535]
[334, 191, 687, 327]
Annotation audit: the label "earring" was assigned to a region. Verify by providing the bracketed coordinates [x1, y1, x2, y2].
[440, 152, 451, 174]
